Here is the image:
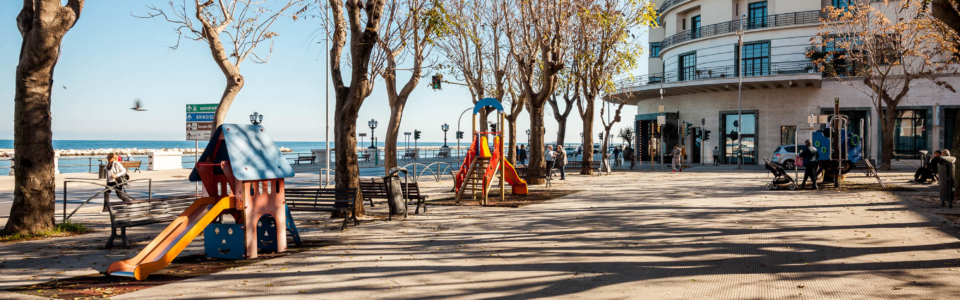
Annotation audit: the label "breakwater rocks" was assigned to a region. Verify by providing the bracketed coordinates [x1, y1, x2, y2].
[0, 147, 294, 158]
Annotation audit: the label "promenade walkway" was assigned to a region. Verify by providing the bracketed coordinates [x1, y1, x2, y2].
[2, 166, 960, 299]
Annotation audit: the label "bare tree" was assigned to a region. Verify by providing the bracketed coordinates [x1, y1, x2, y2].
[548, 74, 576, 147]
[813, 0, 958, 170]
[571, 0, 657, 175]
[376, 0, 447, 175]
[503, 0, 572, 183]
[3, 0, 85, 236]
[437, 0, 512, 130]
[140, 0, 309, 128]
[618, 126, 634, 147]
[327, 0, 387, 217]
[599, 97, 626, 172]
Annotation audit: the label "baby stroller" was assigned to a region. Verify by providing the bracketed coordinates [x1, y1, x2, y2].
[763, 157, 797, 190]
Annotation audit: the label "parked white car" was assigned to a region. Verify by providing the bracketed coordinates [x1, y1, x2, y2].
[771, 145, 798, 169]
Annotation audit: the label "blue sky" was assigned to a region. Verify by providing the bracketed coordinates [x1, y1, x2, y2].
[0, 1, 647, 143]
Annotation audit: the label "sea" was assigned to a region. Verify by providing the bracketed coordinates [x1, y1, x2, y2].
[0, 140, 452, 175]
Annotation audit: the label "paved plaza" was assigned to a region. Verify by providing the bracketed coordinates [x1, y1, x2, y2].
[2, 165, 960, 299]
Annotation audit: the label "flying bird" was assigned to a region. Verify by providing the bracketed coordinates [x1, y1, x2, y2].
[131, 98, 147, 111]
[62, 85, 67, 90]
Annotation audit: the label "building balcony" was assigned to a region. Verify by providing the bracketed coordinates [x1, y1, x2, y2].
[659, 10, 826, 53]
[657, 0, 690, 17]
[611, 60, 822, 105]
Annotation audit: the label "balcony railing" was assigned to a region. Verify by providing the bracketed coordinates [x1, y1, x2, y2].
[657, 0, 689, 15]
[614, 60, 817, 91]
[660, 11, 826, 51]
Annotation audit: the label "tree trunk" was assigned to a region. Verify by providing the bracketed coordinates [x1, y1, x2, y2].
[556, 118, 567, 148]
[506, 116, 518, 165]
[600, 129, 610, 172]
[952, 110, 960, 194]
[213, 76, 244, 129]
[879, 107, 897, 170]
[383, 98, 405, 176]
[580, 102, 595, 175]
[334, 102, 365, 217]
[527, 105, 546, 184]
[4, 0, 84, 235]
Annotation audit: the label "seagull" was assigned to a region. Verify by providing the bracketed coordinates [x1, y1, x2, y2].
[62, 85, 67, 90]
[131, 98, 147, 111]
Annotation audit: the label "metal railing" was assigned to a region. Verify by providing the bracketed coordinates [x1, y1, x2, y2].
[399, 162, 459, 182]
[60, 178, 153, 223]
[614, 60, 817, 91]
[657, 0, 689, 16]
[661, 11, 825, 51]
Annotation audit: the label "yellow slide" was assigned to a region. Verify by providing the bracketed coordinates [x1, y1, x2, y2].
[107, 196, 233, 280]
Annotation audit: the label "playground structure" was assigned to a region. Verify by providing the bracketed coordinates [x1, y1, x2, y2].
[107, 124, 300, 280]
[789, 98, 883, 188]
[455, 98, 528, 204]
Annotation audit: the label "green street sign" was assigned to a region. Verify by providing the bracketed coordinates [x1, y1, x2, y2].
[186, 104, 218, 113]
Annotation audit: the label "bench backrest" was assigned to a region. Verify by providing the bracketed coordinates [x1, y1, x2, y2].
[109, 195, 198, 223]
[525, 167, 551, 177]
[402, 182, 424, 199]
[359, 179, 389, 199]
[286, 188, 357, 209]
[120, 161, 141, 167]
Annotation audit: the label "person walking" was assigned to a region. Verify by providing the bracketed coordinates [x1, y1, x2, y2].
[544, 145, 556, 178]
[712, 146, 720, 166]
[671, 145, 683, 172]
[613, 146, 622, 168]
[518, 145, 528, 166]
[799, 140, 820, 190]
[103, 153, 133, 212]
[555, 144, 568, 180]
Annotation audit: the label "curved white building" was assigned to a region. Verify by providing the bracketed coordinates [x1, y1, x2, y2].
[613, 0, 959, 165]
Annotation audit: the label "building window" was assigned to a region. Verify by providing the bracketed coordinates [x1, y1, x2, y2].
[893, 109, 928, 159]
[748, 2, 767, 29]
[721, 112, 758, 164]
[742, 42, 770, 77]
[650, 42, 661, 58]
[679, 52, 696, 81]
[832, 0, 851, 10]
[781, 126, 796, 145]
[691, 15, 701, 38]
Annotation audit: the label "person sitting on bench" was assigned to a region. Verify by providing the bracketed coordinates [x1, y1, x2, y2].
[915, 150, 943, 183]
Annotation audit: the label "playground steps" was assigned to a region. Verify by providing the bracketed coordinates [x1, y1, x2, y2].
[457, 157, 491, 202]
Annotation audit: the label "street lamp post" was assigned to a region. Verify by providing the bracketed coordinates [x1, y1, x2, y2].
[526, 129, 531, 144]
[249, 112, 263, 125]
[441, 123, 450, 148]
[367, 119, 378, 149]
[737, 13, 745, 170]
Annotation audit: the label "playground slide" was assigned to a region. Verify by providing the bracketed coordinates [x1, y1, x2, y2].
[107, 196, 233, 280]
[502, 159, 528, 195]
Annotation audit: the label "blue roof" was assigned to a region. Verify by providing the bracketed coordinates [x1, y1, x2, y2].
[473, 98, 504, 114]
[189, 124, 295, 182]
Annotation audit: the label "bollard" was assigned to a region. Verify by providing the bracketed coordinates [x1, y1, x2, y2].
[940, 156, 956, 208]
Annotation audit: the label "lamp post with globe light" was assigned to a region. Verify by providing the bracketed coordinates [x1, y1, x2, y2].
[367, 119, 378, 149]
[250, 112, 263, 125]
[441, 123, 450, 148]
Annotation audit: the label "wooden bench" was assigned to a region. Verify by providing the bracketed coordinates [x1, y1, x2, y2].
[120, 160, 142, 173]
[519, 167, 553, 187]
[437, 148, 451, 158]
[105, 194, 200, 248]
[360, 153, 371, 162]
[359, 178, 388, 207]
[295, 155, 316, 165]
[360, 178, 427, 214]
[285, 188, 359, 230]
[402, 149, 418, 160]
[404, 182, 428, 214]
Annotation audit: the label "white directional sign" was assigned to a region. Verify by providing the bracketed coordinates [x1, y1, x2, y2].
[186, 104, 217, 141]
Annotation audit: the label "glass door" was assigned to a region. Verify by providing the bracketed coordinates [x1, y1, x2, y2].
[722, 113, 757, 164]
